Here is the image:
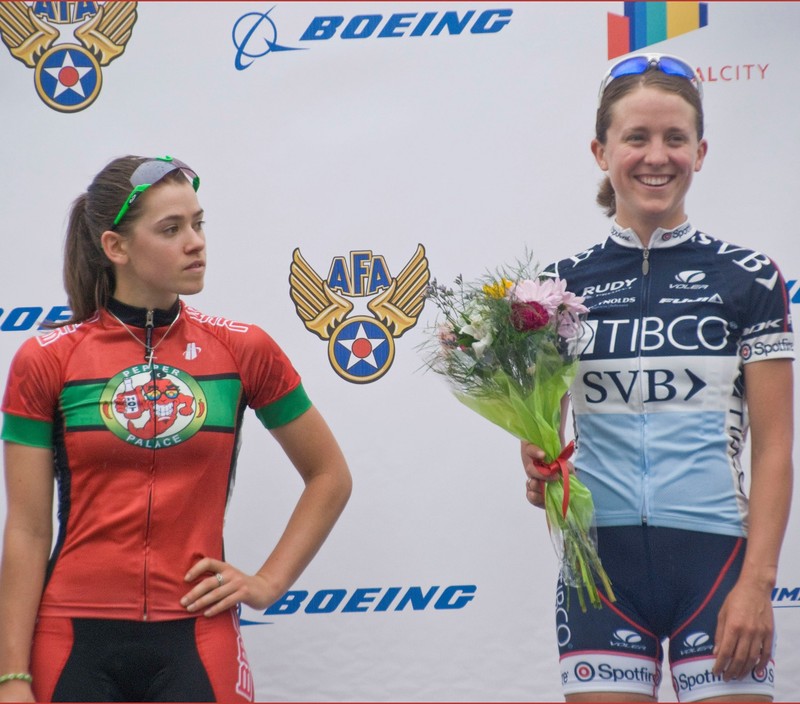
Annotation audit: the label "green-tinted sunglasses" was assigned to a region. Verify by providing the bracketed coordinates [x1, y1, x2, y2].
[112, 156, 200, 227]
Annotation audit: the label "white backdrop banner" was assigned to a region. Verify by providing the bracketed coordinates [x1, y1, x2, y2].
[1, 2, 798, 701]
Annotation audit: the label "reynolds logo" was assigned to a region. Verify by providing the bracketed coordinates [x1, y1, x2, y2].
[233, 5, 512, 70]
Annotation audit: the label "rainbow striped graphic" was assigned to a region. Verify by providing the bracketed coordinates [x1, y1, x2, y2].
[607, 2, 708, 59]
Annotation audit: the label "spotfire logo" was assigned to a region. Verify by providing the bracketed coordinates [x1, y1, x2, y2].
[289, 245, 429, 384]
[0, 1, 137, 112]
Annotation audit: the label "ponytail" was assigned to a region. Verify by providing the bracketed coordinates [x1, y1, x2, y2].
[596, 176, 616, 218]
[57, 156, 146, 326]
[62, 193, 115, 323]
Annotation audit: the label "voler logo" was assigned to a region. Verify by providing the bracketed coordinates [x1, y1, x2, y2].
[684, 632, 711, 648]
[675, 270, 706, 284]
[289, 245, 429, 383]
[613, 629, 641, 644]
[100, 364, 206, 448]
[612, 629, 646, 651]
[680, 631, 713, 656]
[0, 1, 137, 112]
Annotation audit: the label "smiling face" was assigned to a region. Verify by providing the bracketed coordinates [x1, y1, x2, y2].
[101, 178, 206, 310]
[592, 85, 707, 244]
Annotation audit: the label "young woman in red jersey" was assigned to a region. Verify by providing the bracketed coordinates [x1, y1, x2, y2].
[0, 155, 352, 702]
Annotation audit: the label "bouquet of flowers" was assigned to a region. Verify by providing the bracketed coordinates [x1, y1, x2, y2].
[423, 262, 615, 611]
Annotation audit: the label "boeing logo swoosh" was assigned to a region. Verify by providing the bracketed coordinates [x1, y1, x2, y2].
[232, 7, 304, 70]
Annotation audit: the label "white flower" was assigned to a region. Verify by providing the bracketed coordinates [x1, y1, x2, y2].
[460, 305, 494, 356]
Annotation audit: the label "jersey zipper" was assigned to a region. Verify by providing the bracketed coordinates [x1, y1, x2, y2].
[142, 309, 156, 621]
[639, 248, 651, 525]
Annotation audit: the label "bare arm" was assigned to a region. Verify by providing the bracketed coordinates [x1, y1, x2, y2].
[182, 406, 352, 616]
[0, 443, 54, 702]
[712, 358, 794, 680]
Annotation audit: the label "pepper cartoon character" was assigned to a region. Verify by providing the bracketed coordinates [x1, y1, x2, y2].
[113, 373, 195, 438]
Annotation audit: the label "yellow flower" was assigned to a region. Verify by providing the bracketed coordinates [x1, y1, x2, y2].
[483, 279, 513, 298]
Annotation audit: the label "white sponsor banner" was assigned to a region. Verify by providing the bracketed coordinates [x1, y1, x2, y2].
[1, 2, 798, 701]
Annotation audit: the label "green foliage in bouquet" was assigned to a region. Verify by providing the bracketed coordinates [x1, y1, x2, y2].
[423, 262, 615, 611]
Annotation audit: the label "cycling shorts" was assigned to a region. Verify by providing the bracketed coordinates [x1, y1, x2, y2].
[30, 609, 254, 702]
[556, 526, 776, 702]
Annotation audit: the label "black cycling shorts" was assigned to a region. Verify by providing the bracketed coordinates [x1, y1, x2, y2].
[31, 609, 254, 702]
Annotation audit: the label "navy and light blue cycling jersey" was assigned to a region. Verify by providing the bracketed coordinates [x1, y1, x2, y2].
[546, 222, 794, 537]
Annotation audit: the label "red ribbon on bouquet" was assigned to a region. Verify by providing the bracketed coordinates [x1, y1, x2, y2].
[533, 440, 574, 519]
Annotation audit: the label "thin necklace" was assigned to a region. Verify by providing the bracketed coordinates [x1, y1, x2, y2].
[110, 308, 181, 366]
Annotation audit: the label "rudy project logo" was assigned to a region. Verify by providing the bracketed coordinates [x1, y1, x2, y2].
[0, 1, 137, 112]
[233, 5, 512, 70]
[100, 364, 206, 448]
[607, 2, 708, 59]
[289, 245, 430, 383]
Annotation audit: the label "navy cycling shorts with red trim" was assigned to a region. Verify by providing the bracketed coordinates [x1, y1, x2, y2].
[556, 525, 775, 702]
[30, 609, 254, 702]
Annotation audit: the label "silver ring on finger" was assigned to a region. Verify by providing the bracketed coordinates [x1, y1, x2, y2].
[215, 572, 224, 588]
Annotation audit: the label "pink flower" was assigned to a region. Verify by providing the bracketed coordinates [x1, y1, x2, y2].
[509, 277, 588, 318]
[510, 301, 550, 332]
[557, 311, 583, 339]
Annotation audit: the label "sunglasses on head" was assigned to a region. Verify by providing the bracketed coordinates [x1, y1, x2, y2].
[112, 156, 200, 227]
[598, 53, 703, 105]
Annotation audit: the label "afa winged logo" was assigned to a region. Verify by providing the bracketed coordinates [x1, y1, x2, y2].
[290, 244, 430, 383]
[0, 1, 137, 112]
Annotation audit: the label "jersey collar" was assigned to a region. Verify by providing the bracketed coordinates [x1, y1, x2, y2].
[609, 220, 695, 250]
[106, 297, 182, 328]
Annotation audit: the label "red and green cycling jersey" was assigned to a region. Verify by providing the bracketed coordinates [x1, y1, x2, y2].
[1, 299, 311, 621]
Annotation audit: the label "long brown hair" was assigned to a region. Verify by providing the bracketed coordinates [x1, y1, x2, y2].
[61, 156, 187, 324]
[594, 69, 705, 217]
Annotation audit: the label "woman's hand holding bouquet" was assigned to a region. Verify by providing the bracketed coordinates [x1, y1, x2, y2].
[423, 263, 615, 611]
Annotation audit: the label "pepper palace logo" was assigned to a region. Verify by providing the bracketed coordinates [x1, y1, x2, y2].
[100, 364, 207, 448]
[0, 1, 137, 112]
[289, 245, 430, 383]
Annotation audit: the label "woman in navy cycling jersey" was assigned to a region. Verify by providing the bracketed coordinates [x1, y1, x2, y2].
[521, 54, 794, 702]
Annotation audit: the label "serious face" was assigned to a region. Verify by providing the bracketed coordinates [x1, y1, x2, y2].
[107, 179, 206, 310]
